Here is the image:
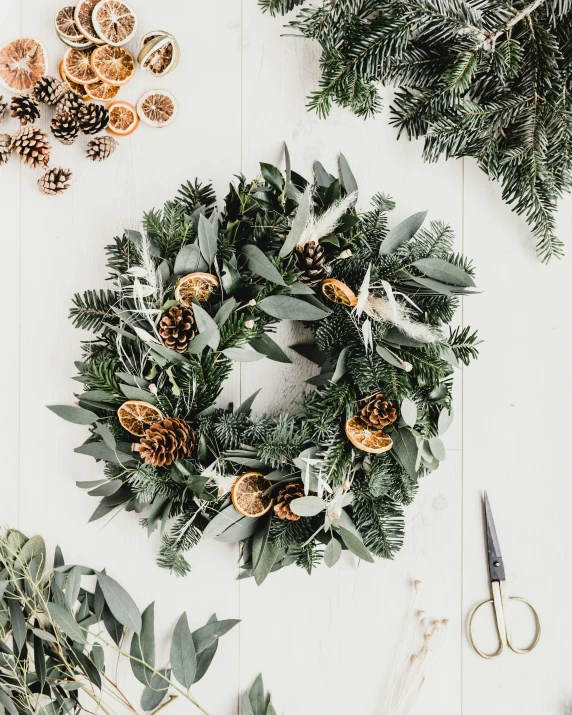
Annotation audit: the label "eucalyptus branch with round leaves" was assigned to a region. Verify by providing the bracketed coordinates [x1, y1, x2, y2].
[0, 529, 238, 715]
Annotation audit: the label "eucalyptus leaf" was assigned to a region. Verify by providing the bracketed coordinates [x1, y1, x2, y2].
[47, 405, 98, 425]
[198, 214, 218, 267]
[258, 296, 330, 320]
[214, 516, 260, 542]
[221, 347, 265, 362]
[148, 343, 188, 365]
[141, 670, 169, 711]
[290, 496, 326, 517]
[391, 428, 419, 481]
[130, 603, 155, 686]
[324, 537, 342, 568]
[203, 505, 246, 539]
[279, 187, 311, 257]
[376, 344, 406, 370]
[379, 210, 427, 255]
[174, 244, 208, 275]
[250, 333, 291, 363]
[331, 346, 349, 383]
[242, 245, 286, 286]
[95, 423, 116, 450]
[47, 603, 86, 644]
[192, 618, 239, 654]
[413, 257, 476, 287]
[214, 297, 236, 326]
[186, 327, 219, 354]
[438, 406, 454, 435]
[401, 397, 418, 427]
[339, 153, 358, 196]
[74, 441, 137, 466]
[170, 612, 196, 689]
[429, 436, 447, 461]
[96, 572, 141, 634]
[120, 386, 158, 404]
[236, 389, 261, 415]
[8, 599, 26, 651]
[192, 303, 220, 350]
[260, 163, 284, 192]
[337, 527, 374, 563]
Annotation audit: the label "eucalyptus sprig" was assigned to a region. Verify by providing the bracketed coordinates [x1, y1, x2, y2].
[0, 528, 237, 715]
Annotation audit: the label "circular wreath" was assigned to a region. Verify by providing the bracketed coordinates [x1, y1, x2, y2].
[49, 150, 479, 583]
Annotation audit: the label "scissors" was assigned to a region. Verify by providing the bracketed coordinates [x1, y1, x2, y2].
[468, 492, 541, 659]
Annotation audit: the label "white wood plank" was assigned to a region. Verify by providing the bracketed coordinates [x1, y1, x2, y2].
[0, 0, 21, 528]
[239, 7, 466, 714]
[14, 1, 242, 712]
[462, 160, 572, 715]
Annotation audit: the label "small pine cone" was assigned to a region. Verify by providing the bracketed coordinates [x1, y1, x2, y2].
[77, 103, 109, 135]
[33, 75, 68, 105]
[0, 134, 10, 166]
[38, 167, 73, 196]
[56, 91, 83, 117]
[274, 483, 305, 521]
[138, 417, 195, 467]
[359, 391, 398, 430]
[51, 112, 80, 145]
[159, 306, 197, 353]
[10, 95, 40, 126]
[0, 96, 7, 122]
[10, 126, 51, 169]
[86, 135, 118, 162]
[294, 240, 327, 284]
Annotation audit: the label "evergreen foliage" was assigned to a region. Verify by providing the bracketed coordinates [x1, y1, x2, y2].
[261, 0, 572, 260]
[51, 152, 478, 582]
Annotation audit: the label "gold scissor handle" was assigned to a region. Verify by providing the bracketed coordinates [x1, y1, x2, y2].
[468, 581, 541, 659]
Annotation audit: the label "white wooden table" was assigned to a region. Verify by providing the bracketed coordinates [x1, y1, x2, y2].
[2, 1, 572, 713]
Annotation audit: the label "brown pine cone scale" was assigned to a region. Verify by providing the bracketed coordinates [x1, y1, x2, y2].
[38, 167, 73, 196]
[138, 417, 195, 467]
[359, 391, 398, 430]
[11, 126, 51, 168]
[0, 134, 10, 166]
[11, 95, 40, 126]
[294, 240, 327, 285]
[274, 482, 305, 521]
[159, 306, 197, 353]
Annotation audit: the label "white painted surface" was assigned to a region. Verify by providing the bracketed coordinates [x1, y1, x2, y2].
[1, 1, 570, 713]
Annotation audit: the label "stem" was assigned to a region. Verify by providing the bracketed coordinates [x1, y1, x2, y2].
[151, 695, 178, 715]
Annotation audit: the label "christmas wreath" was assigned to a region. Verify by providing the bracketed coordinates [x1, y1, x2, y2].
[49, 150, 479, 583]
[261, 0, 572, 261]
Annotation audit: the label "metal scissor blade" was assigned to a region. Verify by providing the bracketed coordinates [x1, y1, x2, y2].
[484, 492, 505, 582]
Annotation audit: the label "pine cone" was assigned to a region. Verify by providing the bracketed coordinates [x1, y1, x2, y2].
[33, 75, 68, 105]
[10, 126, 51, 168]
[0, 96, 7, 122]
[359, 391, 398, 430]
[86, 135, 118, 162]
[38, 167, 73, 196]
[159, 306, 197, 353]
[77, 103, 109, 135]
[56, 91, 83, 117]
[0, 134, 10, 166]
[138, 417, 195, 467]
[51, 112, 79, 145]
[274, 483, 305, 521]
[294, 240, 327, 284]
[10, 95, 40, 126]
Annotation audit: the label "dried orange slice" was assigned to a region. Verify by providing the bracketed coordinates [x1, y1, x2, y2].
[175, 273, 219, 306]
[55, 6, 92, 47]
[138, 33, 179, 77]
[91, 45, 135, 86]
[0, 38, 48, 93]
[344, 416, 393, 454]
[63, 47, 98, 84]
[137, 89, 177, 127]
[118, 400, 162, 437]
[321, 278, 357, 307]
[92, 0, 138, 46]
[107, 100, 139, 135]
[74, 0, 105, 44]
[85, 79, 120, 101]
[58, 59, 89, 98]
[231, 472, 273, 518]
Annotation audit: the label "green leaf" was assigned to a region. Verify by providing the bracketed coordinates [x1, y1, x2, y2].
[438, 406, 454, 435]
[198, 214, 218, 267]
[192, 619, 239, 653]
[130, 603, 155, 686]
[242, 245, 286, 286]
[95, 423, 116, 450]
[174, 244, 208, 275]
[96, 572, 141, 634]
[406, 275, 454, 295]
[324, 537, 342, 568]
[192, 303, 220, 350]
[170, 613, 197, 689]
[47, 405, 98, 425]
[429, 436, 446, 461]
[337, 527, 374, 563]
[313, 161, 334, 187]
[412, 257, 476, 287]
[332, 346, 349, 383]
[64, 567, 81, 610]
[376, 344, 406, 370]
[250, 333, 291, 363]
[249, 674, 265, 715]
[31, 628, 57, 643]
[290, 496, 326, 517]
[260, 163, 284, 192]
[258, 296, 330, 320]
[193, 616, 218, 683]
[186, 327, 219, 354]
[0, 689, 18, 715]
[74, 441, 137, 466]
[214, 516, 260, 542]
[284, 143, 291, 182]
[379, 211, 427, 255]
[47, 603, 86, 644]
[203, 505, 245, 539]
[148, 343, 188, 365]
[236, 389, 261, 414]
[279, 187, 311, 257]
[141, 670, 169, 711]
[391, 428, 419, 480]
[221, 347, 265, 362]
[34, 635, 46, 691]
[214, 297, 236, 326]
[338, 153, 358, 195]
[120, 386, 158, 404]
[8, 599, 27, 651]
[400, 397, 417, 427]
[242, 691, 255, 715]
